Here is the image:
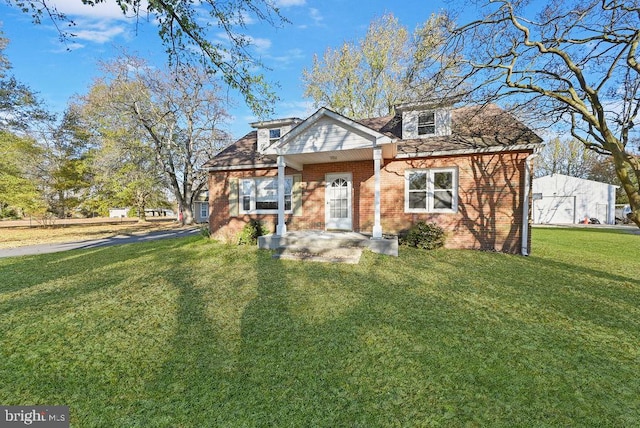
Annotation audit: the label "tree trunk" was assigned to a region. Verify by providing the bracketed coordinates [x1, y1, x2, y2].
[612, 152, 640, 228]
[137, 197, 147, 222]
[182, 205, 195, 225]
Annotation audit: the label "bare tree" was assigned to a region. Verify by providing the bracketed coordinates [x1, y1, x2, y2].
[82, 54, 231, 224]
[443, 0, 640, 226]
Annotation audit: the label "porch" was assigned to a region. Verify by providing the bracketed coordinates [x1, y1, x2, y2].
[259, 231, 398, 263]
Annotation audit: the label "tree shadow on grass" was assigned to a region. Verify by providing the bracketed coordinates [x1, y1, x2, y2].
[0, 237, 203, 421]
[6, 239, 636, 426]
[228, 249, 639, 426]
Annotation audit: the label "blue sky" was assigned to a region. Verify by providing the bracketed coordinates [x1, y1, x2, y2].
[0, 0, 463, 139]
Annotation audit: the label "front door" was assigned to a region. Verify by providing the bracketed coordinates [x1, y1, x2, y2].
[325, 173, 352, 231]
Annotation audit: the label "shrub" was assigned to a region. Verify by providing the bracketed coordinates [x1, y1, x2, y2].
[199, 226, 211, 238]
[237, 219, 270, 245]
[400, 221, 446, 250]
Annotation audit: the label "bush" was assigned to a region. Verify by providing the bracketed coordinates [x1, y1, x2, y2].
[237, 219, 270, 245]
[400, 221, 446, 250]
[0, 206, 20, 220]
[199, 226, 211, 238]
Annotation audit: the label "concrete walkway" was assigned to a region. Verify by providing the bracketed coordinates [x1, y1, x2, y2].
[0, 228, 200, 259]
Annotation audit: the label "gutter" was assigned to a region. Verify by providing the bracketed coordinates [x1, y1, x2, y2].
[395, 143, 543, 159]
[205, 162, 277, 172]
[521, 152, 539, 256]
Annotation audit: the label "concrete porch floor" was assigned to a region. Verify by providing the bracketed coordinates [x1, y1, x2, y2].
[258, 231, 398, 262]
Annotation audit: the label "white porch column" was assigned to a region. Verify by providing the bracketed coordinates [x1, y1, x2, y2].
[276, 155, 287, 236]
[372, 148, 383, 239]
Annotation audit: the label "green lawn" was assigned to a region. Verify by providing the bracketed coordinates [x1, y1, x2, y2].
[1, 227, 638, 427]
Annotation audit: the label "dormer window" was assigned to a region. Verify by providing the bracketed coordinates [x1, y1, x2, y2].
[269, 128, 281, 143]
[250, 117, 302, 154]
[418, 112, 435, 136]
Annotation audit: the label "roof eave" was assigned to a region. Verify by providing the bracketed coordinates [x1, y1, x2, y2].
[205, 162, 277, 172]
[395, 143, 543, 159]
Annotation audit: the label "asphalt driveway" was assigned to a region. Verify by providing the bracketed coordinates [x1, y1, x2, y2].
[0, 227, 200, 259]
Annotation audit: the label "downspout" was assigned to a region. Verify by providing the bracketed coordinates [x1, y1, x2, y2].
[521, 152, 539, 256]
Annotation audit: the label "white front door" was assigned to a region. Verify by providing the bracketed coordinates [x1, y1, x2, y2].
[325, 173, 352, 231]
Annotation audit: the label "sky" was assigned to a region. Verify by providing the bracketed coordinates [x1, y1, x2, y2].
[0, 0, 465, 139]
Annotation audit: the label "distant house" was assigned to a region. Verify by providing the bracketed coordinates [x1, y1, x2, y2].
[204, 103, 543, 254]
[109, 207, 175, 219]
[192, 191, 209, 223]
[532, 174, 617, 224]
[108, 208, 130, 218]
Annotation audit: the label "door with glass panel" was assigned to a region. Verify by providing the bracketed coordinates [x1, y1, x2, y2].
[325, 173, 352, 230]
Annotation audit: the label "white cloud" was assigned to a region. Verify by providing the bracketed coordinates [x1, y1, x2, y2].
[277, 100, 315, 118]
[71, 21, 126, 44]
[275, 0, 306, 7]
[47, 2, 123, 20]
[47, 0, 148, 20]
[40, 1, 149, 47]
[51, 41, 86, 53]
[309, 8, 323, 25]
[250, 37, 272, 54]
[264, 48, 305, 67]
[239, 11, 256, 25]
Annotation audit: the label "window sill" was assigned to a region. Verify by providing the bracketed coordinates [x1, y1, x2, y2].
[240, 210, 293, 215]
[405, 209, 457, 214]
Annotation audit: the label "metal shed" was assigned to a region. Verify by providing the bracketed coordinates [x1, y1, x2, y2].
[532, 174, 618, 225]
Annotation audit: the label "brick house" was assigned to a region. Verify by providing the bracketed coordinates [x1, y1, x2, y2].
[204, 102, 543, 254]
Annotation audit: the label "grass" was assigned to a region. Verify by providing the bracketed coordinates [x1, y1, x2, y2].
[0, 227, 638, 427]
[0, 219, 180, 249]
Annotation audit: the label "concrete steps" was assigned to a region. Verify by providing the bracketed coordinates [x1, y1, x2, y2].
[273, 245, 363, 263]
[259, 231, 398, 263]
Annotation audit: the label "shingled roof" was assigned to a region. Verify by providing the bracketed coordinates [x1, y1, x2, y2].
[204, 131, 277, 170]
[204, 104, 542, 170]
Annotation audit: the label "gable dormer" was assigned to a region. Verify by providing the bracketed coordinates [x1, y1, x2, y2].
[250, 117, 303, 153]
[396, 102, 452, 140]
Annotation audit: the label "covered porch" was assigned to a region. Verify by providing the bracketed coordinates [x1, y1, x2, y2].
[263, 108, 396, 240]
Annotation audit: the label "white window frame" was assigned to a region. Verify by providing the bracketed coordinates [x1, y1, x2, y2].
[417, 112, 436, 136]
[199, 202, 208, 219]
[404, 168, 458, 213]
[269, 128, 281, 144]
[239, 176, 293, 214]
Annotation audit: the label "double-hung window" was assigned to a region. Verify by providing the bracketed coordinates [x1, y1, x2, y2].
[200, 202, 208, 219]
[405, 168, 457, 213]
[417, 112, 435, 136]
[240, 176, 293, 214]
[269, 128, 281, 144]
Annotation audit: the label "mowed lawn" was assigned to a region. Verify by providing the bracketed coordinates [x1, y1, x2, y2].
[0, 228, 638, 427]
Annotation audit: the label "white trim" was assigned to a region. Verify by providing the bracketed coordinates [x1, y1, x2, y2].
[281, 156, 304, 171]
[325, 172, 353, 231]
[205, 144, 542, 171]
[206, 163, 276, 172]
[269, 128, 282, 146]
[404, 167, 458, 214]
[199, 202, 208, 219]
[521, 153, 538, 256]
[373, 148, 382, 239]
[417, 111, 436, 136]
[238, 175, 293, 215]
[396, 143, 542, 159]
[277, 156, 287, 236]
[275, 107, 393, 152]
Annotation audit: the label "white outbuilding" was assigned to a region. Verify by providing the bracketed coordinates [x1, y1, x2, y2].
[532, 174, 618, 225]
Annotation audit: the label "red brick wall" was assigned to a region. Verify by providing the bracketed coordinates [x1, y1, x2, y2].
[381, 152, 530, 252]
[208, 151, 532, 253]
